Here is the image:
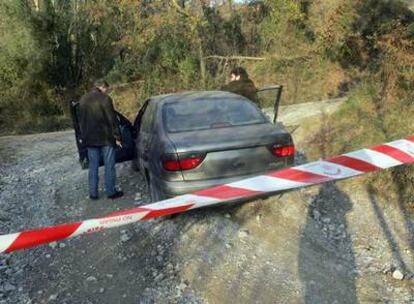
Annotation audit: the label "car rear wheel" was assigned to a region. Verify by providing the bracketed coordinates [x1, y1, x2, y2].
[147, 174, 163, 203]
[147, 174, 179, 219]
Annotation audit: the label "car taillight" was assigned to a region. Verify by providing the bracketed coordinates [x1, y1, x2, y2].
[162, 153, 205, 171]
[162, 159, 181, 171]
[271, 144, 295, 157]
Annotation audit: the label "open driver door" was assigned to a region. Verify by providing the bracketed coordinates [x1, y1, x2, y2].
[70, 101, 135, 169]
[257, 85, 283, 123]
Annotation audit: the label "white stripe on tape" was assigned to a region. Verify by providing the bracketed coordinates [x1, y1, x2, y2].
[184, 195, 221, 209]
[229, 175, 307, 192]
[70, 219, 103, 237]
[297, 160, 362, 179]
[146, 195, 194, 210]
[146, 194, 217, 210]
[0, 233, 19, 253]
[71, 212, 149, 237]
[345, 149, 402, 168]
[386, 139, 414, 156]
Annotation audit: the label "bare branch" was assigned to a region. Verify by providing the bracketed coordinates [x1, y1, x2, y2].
[113, 80, 145, 89]
[204, 55, 313, 61]
[204, 55, 266, 61]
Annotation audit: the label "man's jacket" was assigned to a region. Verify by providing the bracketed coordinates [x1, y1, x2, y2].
[79, 88, 121, 147]
[221, 78, 259, 105]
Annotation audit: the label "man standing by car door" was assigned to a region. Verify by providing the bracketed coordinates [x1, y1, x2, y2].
[221, 66, 259, 106]
[79, 79, 124, 200]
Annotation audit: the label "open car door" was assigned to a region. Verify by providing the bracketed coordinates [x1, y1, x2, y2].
[70, 101, 135, 169]
[257, 85, 283, 123]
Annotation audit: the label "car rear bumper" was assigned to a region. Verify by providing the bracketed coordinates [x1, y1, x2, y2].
[154, 156, 294, 198]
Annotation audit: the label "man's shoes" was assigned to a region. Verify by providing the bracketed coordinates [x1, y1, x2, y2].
[107, 190, 124, 200]
[89, 195, 99, 200]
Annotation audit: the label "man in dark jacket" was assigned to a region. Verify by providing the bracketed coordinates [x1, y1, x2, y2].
[79, 79, 123, 200]
[221, 67, 259, 105]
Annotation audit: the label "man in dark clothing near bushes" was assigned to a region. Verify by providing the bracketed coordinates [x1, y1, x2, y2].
[221, 66, 259, 106]
[79, 79, 123, 200]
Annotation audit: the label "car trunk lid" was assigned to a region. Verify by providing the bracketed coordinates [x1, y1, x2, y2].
[167, 123, 293, 181]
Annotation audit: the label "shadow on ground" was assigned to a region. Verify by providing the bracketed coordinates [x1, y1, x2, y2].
[299, 182, 357, 304]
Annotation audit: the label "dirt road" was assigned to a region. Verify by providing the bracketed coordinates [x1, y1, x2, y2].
[0, 99, 413, 303]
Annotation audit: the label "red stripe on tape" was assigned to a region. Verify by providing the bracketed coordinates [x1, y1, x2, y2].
[407, 136, 414, 142]
[5, 222, 82, 253]
[141, 204, 194, 220]
[327, 155, 380, 172]
[269, 168, 333, 183]
[194, 185, 260, 199]
[371, 145, 414, 163]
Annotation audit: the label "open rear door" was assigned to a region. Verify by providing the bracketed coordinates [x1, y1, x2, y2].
[257, 85, 283, 123]
[70, 101, 135, 169]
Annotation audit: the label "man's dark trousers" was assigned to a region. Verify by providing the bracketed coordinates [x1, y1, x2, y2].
[87, 146, 116, 197]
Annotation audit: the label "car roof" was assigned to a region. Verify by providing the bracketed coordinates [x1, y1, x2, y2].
[150, 90, 250, 105]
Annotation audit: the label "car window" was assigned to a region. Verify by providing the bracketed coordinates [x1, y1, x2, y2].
[162, 98, 266, 133]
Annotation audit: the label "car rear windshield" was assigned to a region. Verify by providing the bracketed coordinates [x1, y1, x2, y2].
[163, 98, 267, 133]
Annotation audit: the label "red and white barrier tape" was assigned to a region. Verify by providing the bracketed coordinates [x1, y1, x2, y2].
[1, 136, 414, 253]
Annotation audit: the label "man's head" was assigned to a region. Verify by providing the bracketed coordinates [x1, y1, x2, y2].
[94, 79, 110, 93]
[230, 66, 248, 81]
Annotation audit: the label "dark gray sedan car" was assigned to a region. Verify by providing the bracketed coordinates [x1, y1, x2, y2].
[133, 90, 294, 201]
[71, 88, 294, 202]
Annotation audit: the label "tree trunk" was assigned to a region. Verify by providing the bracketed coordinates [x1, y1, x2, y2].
[198, 40, 206, 88]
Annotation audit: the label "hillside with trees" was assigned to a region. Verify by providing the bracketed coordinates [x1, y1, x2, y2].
[0, 0, 413, 132]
